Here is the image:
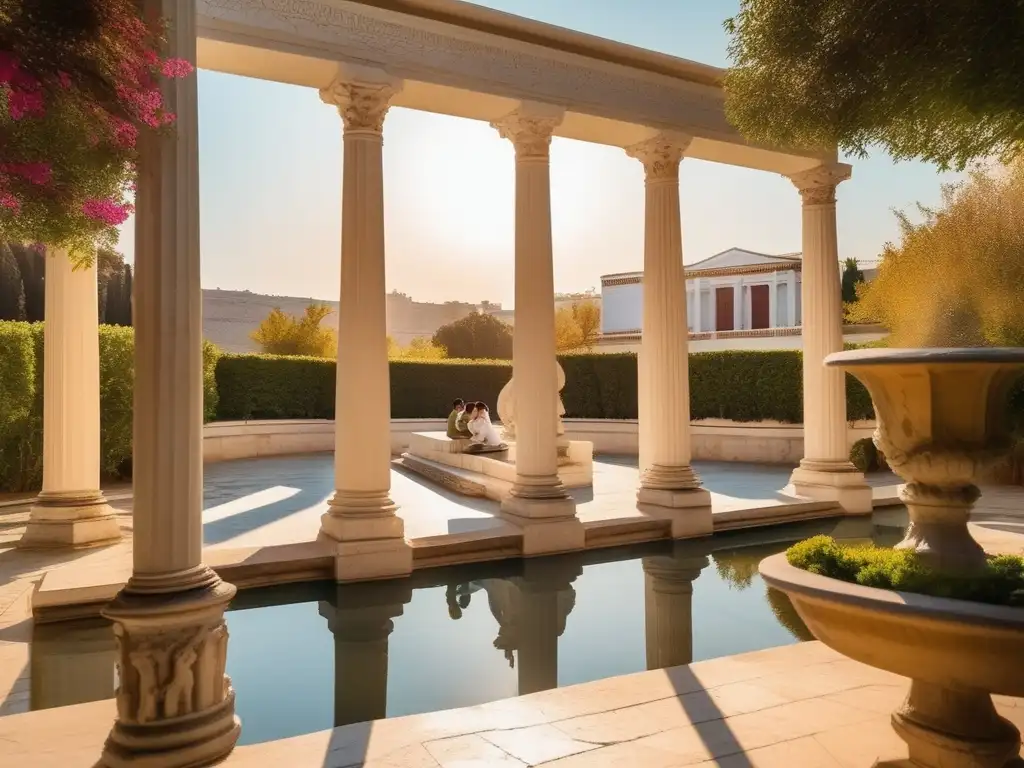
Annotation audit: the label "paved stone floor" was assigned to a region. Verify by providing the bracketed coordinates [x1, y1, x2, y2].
[0, 641, 1021, 767]
[0, 457, 1021, 766]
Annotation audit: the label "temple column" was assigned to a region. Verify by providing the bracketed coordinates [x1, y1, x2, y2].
[319, 583, 411, 728]
[20, 251, 120, 549]
[786, 271, 797, 326]
[319, 66, 411, 580]
[626, 133, 712, 537]
[769, 272, 779, 328]
[691, 278, 702, 333]
[492, 103, 582, 555]
[99, 2, 240, 766]
[786, 164, 872, 514]
[642, 552, 707, 670]
[733, 277, 745, 331]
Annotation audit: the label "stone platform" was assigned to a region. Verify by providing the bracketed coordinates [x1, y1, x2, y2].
[403, 432, 594, 501]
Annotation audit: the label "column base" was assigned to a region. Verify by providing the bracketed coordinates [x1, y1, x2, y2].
[637, 487, 713, 539]
[99, 569, 240, 768]
[786, 460, 873, 515]
[319, 505, 412, 582]
[19, 492, 121, 549]
[500, 493, 583, 556]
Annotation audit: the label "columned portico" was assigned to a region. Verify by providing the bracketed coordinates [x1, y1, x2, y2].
[786, 164, 871, 514]
[626, 133, 711, 537]
[99, 2, 240, 766]
[319, 66, 412, 580]
[19, 251, 120, 549]
[492, 103, 583, 555]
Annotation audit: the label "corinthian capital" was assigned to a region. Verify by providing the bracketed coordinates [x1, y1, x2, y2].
[319, 68, 402, 134]
[491, 103, 565, 159]
[788, 163, 852, 206]
[625, 132, 693, 182]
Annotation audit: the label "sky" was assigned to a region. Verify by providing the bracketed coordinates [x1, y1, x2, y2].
[116, 0, 957, 308]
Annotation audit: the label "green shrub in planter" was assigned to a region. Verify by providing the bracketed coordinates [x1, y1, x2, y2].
[849, 437, 878, 473]
[786, 536, 1024, 606]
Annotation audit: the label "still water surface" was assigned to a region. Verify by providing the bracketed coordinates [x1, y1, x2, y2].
[31, 510, 907, 745]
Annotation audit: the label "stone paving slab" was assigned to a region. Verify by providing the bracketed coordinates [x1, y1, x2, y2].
[0, 642, 1020, 767]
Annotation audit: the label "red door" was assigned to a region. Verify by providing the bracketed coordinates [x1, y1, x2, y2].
[751, 284, 770, 329]
[715, 287, 734, 331]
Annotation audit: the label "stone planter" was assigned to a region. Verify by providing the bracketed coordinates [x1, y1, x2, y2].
[760, 348, 1024, 767]
[760, 554, 1024, 767]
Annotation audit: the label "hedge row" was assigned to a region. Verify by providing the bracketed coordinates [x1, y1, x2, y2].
[0, 322, 219, 492]
[214, 349, 874, 424]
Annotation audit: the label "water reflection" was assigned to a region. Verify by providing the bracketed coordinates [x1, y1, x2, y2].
[28, 509, 909, 742]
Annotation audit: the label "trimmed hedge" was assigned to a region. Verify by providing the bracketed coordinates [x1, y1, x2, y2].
[0, 322, 219, 492]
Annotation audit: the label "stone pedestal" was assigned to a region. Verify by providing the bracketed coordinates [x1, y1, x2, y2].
[626, 134, 712, 537]
[642, 553, 707, 670]
[98, 4, 239, 765]
[20, 251, 119, 549]
[319, 66, 411, 580]
[785, 164, 871, 515]
[31, 619, 117, 710]
[492, 104, 582, 555]
[319, 582, 411, 728]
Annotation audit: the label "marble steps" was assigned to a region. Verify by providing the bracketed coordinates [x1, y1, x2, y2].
[396, 454, 510, 501]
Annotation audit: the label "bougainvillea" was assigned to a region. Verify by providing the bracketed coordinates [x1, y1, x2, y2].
[0, 0, 192, 261]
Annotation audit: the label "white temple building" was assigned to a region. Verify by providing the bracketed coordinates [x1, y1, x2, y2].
[599, 248, 884, 352]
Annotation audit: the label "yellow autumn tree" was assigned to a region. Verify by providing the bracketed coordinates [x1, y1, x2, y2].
[555, 299, 602, 352]
[387, 335, 447, 360]
[848, 160, 1024, 347]
[251, 304, 338, 358]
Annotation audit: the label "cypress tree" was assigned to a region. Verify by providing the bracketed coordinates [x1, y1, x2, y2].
[0, 243, 26, 320]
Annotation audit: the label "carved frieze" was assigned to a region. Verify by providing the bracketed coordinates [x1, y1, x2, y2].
[199, 0, 731, 135]
[113, 619, 232, 725]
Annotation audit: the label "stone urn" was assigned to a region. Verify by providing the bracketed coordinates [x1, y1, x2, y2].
[760, 347, 1024, 768]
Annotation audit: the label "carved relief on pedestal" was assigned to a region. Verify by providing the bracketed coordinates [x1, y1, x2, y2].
[112, 619, 231, 725]
[497, 361, 567, 441]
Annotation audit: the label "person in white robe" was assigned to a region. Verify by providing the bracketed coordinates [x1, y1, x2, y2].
[469, 402, 503, 447]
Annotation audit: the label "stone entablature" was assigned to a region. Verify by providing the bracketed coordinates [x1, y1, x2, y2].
[601, 260, 802, 287]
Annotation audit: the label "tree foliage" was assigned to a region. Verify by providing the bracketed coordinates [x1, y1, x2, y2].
[555, 299, 602, 352]
[724, 0, 1024, 170]
[847, 160, 1024, 346]
[432, 312, 513, 359]
[387, 335, 446, 360]
[840, 258, 864, 305]
[251, 304, 338, 358]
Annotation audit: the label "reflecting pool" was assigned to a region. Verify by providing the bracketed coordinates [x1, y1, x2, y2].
[29, 509, 907, 745]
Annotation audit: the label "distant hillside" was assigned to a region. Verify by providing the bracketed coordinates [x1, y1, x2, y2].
[202, 289, 480, 353]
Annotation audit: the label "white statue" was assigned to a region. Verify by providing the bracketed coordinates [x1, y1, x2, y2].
[497, 361, 567, 441]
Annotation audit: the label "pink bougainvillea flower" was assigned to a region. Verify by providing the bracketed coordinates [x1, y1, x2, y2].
[161, 58, 194, 78]
[82, 198, 133, 226]
[8, 89, 45, 120]
[0, 52, 18, 84]
[57, 71, 72, 89]
[1, 162, 53, 185]
[110, 118, 139, 148]
[0, 192, 20, 214]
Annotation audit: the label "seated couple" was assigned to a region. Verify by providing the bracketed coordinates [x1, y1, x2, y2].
[447, 398, 506, 450]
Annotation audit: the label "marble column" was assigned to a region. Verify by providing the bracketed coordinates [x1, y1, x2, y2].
[319, 66, 412, 580]
[99, 2, 240, 766]
[733, 277, 744, 331]
[782, 270, 798, 325]
[319, 583, 411, 728]
[786, 164, 871, 514]
[691, 278, 702, 333]
[642, 553, 707, 670]
[769, 271, 779, 328]
[491, 103, 582, 554]
[20, 252, 120, 549]
[626, 133, 711, 537]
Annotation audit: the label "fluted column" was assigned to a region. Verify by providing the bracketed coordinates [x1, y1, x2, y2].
[99, 2, 240, 766]
[786, 164, 871, 514]
[642, 554, 707, 670]
[20, 251, 120, 549]
[319, 66, 411, 580]
[492, 104, 582, 554]
[626, 134, 711, 535]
